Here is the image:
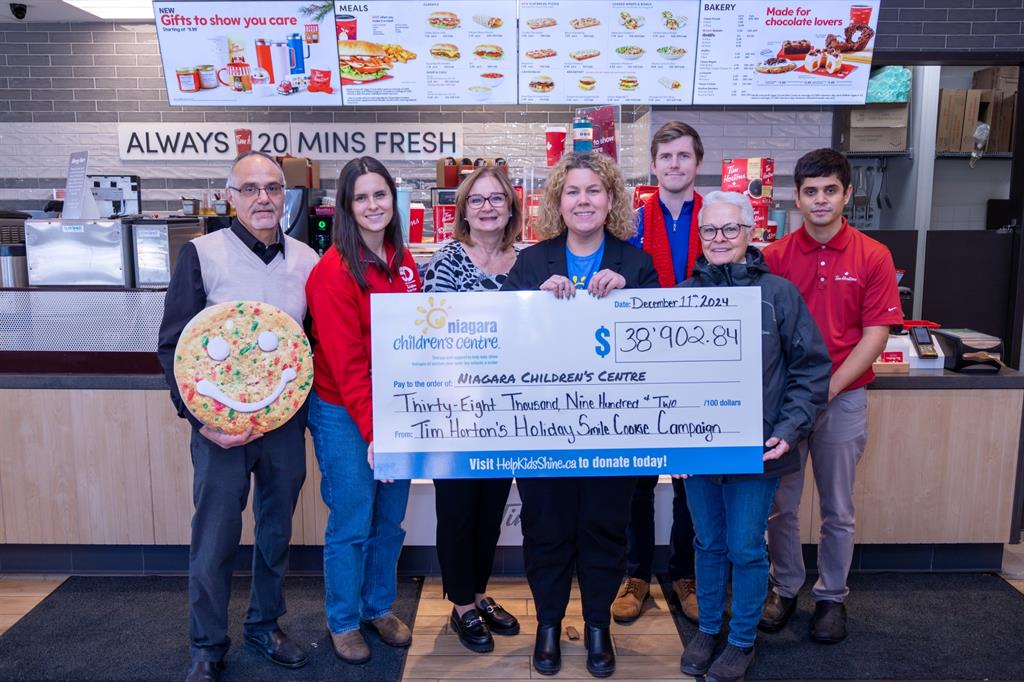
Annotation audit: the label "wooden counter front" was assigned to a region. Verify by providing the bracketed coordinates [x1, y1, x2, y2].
[0, 375, 1021, 547]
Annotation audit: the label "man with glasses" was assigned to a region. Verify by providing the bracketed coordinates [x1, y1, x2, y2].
[759, 148, 901, 643]
[158, 151, 320, 682]
[614, 120, 705, 626]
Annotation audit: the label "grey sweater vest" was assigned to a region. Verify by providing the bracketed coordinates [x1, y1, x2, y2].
[192, 228, 319, 324]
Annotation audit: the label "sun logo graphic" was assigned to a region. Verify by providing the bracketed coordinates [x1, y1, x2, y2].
[414, 296, 452, 334]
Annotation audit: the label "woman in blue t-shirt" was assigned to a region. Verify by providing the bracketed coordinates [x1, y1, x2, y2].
[501, 152, 659, 679]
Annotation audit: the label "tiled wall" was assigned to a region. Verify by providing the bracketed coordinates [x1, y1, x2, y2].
[877, 0, 1024, 51]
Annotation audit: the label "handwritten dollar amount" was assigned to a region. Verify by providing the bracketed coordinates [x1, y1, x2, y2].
[609, 321, 742, 362]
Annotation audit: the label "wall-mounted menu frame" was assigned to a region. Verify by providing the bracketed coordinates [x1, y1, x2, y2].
[693, 1, 881, 105]
[153, 0, 881, 107]
[518, 0, 700, 105]
[153, 0, 343, 106]
[336, 0, 519, 106]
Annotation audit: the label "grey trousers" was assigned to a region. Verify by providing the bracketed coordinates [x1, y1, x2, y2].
[767, 387, 868, 603]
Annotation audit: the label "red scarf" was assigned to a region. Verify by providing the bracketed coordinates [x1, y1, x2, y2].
[642, 189, 703, 288]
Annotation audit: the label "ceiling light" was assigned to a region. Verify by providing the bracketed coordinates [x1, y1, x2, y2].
[63, 1, 154, 20]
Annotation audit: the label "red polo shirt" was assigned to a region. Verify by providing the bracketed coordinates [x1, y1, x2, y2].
[763, 220, 903, 391]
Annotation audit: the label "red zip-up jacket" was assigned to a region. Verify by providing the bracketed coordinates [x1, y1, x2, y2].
[306, 243, 420, 444]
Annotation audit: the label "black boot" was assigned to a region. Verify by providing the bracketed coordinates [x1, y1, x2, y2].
[584, 624, 615, 678]
[532, 623, 561, 676]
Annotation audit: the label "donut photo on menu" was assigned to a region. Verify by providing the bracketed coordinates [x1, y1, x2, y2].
[173, 301, 314, 435]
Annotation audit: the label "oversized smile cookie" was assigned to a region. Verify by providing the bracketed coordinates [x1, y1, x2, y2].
[173, 300, 313, 434]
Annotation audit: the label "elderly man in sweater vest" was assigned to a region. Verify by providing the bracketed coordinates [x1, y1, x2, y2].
[157, 151, 320, 682]
[614, 121, 704, 625]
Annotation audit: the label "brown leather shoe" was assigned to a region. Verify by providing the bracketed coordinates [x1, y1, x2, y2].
[330, 630, 370, 665]
[672, 578, 699, 624]
[367, 613, 412, 647]
[611, 577, 649, 623]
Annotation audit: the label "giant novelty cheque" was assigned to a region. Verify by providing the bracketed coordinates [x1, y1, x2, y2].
[370, 289, 764, 480]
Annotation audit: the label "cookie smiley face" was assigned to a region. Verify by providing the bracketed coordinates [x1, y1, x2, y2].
[173, 300, 314, 435]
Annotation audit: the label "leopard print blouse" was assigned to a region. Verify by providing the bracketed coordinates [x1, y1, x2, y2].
[422, 240, 514, 293]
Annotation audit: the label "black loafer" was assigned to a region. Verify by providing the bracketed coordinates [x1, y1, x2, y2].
[533, 623, 561, 676]
[811, 600, 848, 643]
[243, 627, 309, 668]
[478, 597, 521, 635]
[451, 607, 494, 653]
[185, 660, 223, 682]
[584, 624, 615, 678]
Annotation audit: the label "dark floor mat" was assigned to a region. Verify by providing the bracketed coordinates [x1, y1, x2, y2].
[659, 572, 1024, 680]
[0, 575, 422, 682]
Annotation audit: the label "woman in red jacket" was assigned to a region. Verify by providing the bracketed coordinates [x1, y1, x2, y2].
[305, 156, 420, 665]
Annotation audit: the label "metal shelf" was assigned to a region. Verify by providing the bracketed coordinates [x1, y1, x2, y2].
[935, 151, 1013, 159]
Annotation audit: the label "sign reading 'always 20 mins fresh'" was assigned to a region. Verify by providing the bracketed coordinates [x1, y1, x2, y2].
[117, 123, 462, 161]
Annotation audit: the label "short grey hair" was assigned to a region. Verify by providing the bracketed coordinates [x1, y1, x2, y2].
[226, 150, 285, 189]
[699, 190, 755, 228]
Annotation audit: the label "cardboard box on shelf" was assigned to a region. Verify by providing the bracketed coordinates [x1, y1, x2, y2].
[845, 127, 908, 153]
[989, 91, 1016, 152]
[936, 88, 967, 152]
[972, 66, 1019, 93]
[841, 103, 909, 153]
[959, 89, 987, 152]
[847, 103, 909, 128]
[278, 156, 320, 188]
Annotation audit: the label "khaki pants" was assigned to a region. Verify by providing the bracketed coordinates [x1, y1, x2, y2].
[767, 387, 868, 603]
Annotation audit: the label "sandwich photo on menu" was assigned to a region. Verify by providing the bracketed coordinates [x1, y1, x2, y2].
[569, 49, 600, 61]
[472, 14, 503, 29]
[428, 11, 460, 29]
[529, 75, 554, 92]
[338, 41, 394, 83]
[473, 44, 503, 60]
[525, 48, 557, 59]
[430, 43, 461, 60]
[526, 17, 557, 29]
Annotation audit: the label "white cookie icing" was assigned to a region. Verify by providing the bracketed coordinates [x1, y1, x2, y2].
[207, 336, 230, 362]
[195, 367, 298, 413]
[258, 331, 279, 352]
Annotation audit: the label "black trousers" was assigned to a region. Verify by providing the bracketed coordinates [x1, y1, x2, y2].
[518, 476, 636, 628]
[188, 405, 307, 663]
[625, 475, 696, 582]
[434, 477, 513, 605]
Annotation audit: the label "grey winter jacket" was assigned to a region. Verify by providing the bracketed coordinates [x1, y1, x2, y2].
[679, 247, 831, 478]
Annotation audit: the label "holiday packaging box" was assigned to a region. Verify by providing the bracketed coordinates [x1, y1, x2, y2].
[721, 157, 774, 200]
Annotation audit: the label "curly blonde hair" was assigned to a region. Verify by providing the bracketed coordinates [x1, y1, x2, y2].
[536, 152, 636, 241]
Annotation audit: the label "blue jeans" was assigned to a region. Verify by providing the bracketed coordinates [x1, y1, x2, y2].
[308, 391, 410, 635]
[684, 475, 780, 649]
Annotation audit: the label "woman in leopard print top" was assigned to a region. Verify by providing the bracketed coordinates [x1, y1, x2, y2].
[422, 166, 523, 654]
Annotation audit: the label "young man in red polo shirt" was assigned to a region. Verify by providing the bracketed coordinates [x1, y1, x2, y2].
[759, 148, 902, 643]
[613, 121, 704, 625]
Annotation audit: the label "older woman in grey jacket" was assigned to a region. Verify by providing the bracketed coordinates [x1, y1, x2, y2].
[676, 191, 831, 682]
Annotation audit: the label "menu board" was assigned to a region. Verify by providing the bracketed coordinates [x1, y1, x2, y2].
[337, 0, 519, 106]
[153, 1, 342, 106]
[693, 1, 880, 105]
[518, 0, 699, 105]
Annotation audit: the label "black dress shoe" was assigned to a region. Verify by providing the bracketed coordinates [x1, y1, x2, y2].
[478, 597, 521, 635]
[758, 590, 797, 633]
[533, 623, 561, 676]
[185, 660, 223, 682]
[451, 607, 494, 653]
[243, 628, 309, 668]
[584, 624, 615, 678]
[811, 600, 848, 643]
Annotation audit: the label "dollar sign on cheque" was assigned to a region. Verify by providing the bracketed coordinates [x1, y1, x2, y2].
[594, 326, 611, 358]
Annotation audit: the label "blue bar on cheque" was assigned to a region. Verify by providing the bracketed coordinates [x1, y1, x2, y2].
[370, 288, 764, 480]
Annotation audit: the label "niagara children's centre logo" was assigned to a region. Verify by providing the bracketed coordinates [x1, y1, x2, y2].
[392, 296, 502, 351]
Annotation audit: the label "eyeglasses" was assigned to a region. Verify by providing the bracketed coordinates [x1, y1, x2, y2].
[466, 193, 508, 209]
[228, 183, 285, 198]
[698, 223, 748, 241]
